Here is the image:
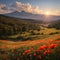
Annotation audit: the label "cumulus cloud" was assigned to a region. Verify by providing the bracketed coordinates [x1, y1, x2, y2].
[0, 2, 42, 14]
[55, 11, 60, 16]
[0, 2, 60, 16]
[0, 4, 12, 14]
[0, 4, 5, 9]
[10, 2, 42, 14]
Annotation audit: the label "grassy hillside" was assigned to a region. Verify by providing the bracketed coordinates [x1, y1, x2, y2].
[0, 15, 60, 60]
[0, 34, 60, 60]
[48, 20, 60, 29]
[0, 15, 42, 40]
[0, 15, 60, 41]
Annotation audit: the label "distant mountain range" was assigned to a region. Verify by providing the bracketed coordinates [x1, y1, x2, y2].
[3, 11, 60, 21]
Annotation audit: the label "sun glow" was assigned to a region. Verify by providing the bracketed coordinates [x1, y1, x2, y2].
[45, 11, 50, 16]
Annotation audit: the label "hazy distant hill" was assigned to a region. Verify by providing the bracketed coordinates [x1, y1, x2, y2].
[4, 11, 60, 21]
[4, 11, 44, 20]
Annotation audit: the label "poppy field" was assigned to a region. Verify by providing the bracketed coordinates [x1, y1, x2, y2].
[0, 34, 60, 60]
[0, 43, 60, 60]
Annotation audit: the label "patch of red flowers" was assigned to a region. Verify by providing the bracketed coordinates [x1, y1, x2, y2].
[22, 52, 25, 55]
[49, 44, 57, 49]
[37, 45, 48, 50]
[0, 43, 58, 60]
[33, 52, 36, 56]
[44, 50, 52, 55]
[37, 55, 41, 59]
[24, 49, 31, 54]
[11, 49, 15, 53]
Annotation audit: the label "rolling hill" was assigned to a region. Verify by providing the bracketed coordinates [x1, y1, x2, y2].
[48, 20, 60, 29]
[0, 14, 60, 41]
[4, 11, 60, 21]
[0, 14, 42, 40]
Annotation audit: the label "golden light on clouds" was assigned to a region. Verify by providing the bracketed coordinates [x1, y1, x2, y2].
[0, 2, 60, 16]
[42, 10, 60, 16]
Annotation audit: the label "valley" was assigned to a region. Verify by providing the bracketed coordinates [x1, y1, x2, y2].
[0, 15, 60, 60]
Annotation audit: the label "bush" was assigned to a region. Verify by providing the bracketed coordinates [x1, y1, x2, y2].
[49, 32, 59, 35]
[41, 33, 44, 35]
[30, 31, 36, 35]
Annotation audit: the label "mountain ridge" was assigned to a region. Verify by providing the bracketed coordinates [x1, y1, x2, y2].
[3, 11, 60, 21]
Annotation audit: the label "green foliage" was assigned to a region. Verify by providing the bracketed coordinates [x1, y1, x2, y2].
[49, 32, 59, 35]
[0, 43, 60, 60]
[0, 15, 41, 39]
[48, 20, 60, 29]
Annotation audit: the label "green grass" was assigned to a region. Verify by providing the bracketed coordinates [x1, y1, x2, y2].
[6, 27, 60, 41]
[0, 27, 60, 60]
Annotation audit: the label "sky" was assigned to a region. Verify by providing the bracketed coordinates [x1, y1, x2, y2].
[0, 0, 60, 16]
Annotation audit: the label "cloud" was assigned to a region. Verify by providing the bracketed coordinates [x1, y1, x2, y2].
[10, 2, 42, 14]
[0, 4, 6, 9]
[0, 2, 60, 16]
[0, 4, 12, 14]
[55, 11, 60, 15]
[0, 2, 42, 14]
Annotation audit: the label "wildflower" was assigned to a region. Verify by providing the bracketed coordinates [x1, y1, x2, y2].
[44, 45, 48, 49]
[29, 54, 32, 57]
[38, 46, 44, 50]
[49, 44, 57, 49]
[44, 50, 52, 55]
[11, 49, 15, 53]
[25, 50, 31, 54]
[22, 52, 25, 55]
[36, 49, 40, 52]
[33, 52, 36, 56]
[37, 55, 41, 59]
[31, 48, 34, 50]
[38, 45, 48, 50]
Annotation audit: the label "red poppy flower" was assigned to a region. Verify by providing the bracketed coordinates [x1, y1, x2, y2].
[29, 54, 32, 57]
[11, 49, 15, 53]
[49, 44, 57, 49]
[38, 45, 48, 50]
[37, 55, 41, 59]
[33, 53, 36, 56]
[25, 50, 31, 54]
[22, 52, 25, 55]
[44, 50, 52, 55]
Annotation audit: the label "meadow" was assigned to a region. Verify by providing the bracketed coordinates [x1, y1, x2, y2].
[0, 27, 60, 60]
[0, 15, 60, 60]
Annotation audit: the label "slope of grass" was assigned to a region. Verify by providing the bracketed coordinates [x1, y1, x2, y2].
[0, 34, 60, 60]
